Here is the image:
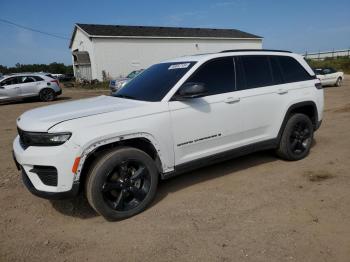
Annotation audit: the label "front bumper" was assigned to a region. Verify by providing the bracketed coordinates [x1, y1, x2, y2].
[13, 136, 82, 198]
[21, 167, 80, 199]
[56, 89, 62, 96]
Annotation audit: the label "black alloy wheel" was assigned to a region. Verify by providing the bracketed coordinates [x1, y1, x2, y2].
[276, 113, 314, 161]
[85, 147, 158, 221]
[288, 121, 312, 155]
[101, 160, 151, 212]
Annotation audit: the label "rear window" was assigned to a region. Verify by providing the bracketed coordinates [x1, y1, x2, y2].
[278, 56, 313, 83]
[115, 62, 195, 101]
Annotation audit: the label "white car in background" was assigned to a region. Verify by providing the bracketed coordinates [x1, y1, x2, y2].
[0, 73, 62, 102]
[314, 68, 344, 87]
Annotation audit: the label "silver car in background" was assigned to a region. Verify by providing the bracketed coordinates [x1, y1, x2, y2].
[109, 69, 144, 95]
[0, 73, 62, 102]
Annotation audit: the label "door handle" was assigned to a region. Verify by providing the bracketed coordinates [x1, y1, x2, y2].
[277, 89, 288, 95]
[224, 97, 240, 104]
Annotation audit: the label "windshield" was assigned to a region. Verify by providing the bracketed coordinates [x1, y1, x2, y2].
[114, 62, 196, 101]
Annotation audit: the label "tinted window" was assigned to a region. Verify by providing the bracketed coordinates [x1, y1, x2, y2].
[184, 57, 235, 96]
[269, 56, 284, 84]
[278, 56, 312, 83]
[20, 76, 36, 83]
[240, 56, 273, 89]
[33, 76, 44, 81]
[115, 62, 195, 102]
[1, 77, 18, 86]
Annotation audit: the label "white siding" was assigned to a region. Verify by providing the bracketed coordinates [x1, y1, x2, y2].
[92, 38, 262, 80]
[70, 28, 263, 81]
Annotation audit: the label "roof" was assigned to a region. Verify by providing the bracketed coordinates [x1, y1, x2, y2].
[164, 50, 298, 64]
[70, 23, 262, 48]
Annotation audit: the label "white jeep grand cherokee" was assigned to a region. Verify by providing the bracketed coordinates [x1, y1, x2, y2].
[13, 50, 324, 220]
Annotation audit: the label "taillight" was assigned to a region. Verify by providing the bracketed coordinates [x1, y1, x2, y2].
[51, 79, 59, 85]
[315, 82, 322, 89]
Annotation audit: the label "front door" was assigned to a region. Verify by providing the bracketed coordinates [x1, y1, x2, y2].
[169, 57, 243, 166]
[0, 76, 21, 100]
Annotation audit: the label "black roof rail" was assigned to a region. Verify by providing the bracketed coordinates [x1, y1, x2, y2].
[220, 49, 292, 53]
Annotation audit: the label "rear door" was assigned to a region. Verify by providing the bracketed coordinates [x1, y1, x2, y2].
[0, 77, 21, 100]
[234, 55, 289, 143]
[18, 76, 41, 96]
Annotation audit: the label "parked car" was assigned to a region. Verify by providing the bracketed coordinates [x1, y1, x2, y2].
[314, 68, 344, 87]
[13, 50, 323, 221]
[58, 74, 75, 82]
[109, 69, 143, 94]
[0, 73, 61, 102]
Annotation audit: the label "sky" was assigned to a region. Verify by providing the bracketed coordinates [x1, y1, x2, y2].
[0, 0, 349, 66]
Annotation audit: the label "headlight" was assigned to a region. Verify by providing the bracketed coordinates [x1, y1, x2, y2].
[18, 129, 72, 147]
[116, 80, 128, 89]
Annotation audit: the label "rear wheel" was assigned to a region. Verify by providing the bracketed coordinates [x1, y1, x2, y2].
[39, 88, 56, 102]
[276, 114, 314, 161]
[85, 147, 158, 221]
[335, 77, 342, 87]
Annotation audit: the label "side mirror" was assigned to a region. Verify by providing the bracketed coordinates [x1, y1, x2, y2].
[176, 82, 206, 100]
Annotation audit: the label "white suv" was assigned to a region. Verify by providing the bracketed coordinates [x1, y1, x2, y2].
[13, 50, 324, 220]
[0, 73, 61, 102]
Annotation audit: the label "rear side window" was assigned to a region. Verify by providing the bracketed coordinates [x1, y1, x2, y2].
[185, 57, 235, 96]
[278, 56, 313, 83]
[33, 76, 44, 81]
[269, 56, 284, 85]
[240, 56, 273, 89]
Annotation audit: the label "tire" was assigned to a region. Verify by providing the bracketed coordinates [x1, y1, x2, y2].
[39, 88, 56, 102]
[335, 77, 342, 87]
[276, 113, 314, 161]
[85, 147, 159, 221]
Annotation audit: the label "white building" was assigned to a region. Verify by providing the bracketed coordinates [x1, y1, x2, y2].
[69, 24, 263, 81]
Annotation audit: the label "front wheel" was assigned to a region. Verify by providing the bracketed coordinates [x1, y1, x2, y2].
[85, 147, 158, 221]
[276, 114, 314, 161]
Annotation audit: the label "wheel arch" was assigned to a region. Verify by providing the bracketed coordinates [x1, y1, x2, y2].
[75, 133, 168, 185]
[277, 101, 318, 143]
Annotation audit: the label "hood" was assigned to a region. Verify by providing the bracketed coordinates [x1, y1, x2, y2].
[17, 95, 146, 132]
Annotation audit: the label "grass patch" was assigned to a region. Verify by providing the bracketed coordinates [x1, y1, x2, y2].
[306, 57, 350, 74]
[304, 170, 334, 182]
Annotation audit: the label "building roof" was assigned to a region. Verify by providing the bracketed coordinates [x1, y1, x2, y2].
[70, 23, 262, 48]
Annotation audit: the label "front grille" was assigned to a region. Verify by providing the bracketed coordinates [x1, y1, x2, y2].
[17, 128, 30, 150]
[29, 166, 58, 186]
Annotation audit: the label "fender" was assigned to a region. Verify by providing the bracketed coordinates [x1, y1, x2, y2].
[277, 101, 318, 143]
[73, 132, 173, 181]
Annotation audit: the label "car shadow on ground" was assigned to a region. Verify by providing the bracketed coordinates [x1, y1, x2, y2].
[49, 140, 318, 220]
[49, 150, 279, 220]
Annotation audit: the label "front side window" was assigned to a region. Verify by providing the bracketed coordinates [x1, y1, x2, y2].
[115, 62, 195, 102]
[183, 57, 235, 96]
[1, 77, 18, 86]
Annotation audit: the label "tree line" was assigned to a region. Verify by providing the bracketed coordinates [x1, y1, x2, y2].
[0, 63, 73, 75]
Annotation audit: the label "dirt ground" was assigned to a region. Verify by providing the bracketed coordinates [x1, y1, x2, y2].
[1, 80, 350, 262]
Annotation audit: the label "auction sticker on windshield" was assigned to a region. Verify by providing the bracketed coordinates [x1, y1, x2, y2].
[168, 63, 191, 70]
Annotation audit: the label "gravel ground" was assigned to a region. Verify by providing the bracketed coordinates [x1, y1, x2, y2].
[1, 80, 350, 262]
